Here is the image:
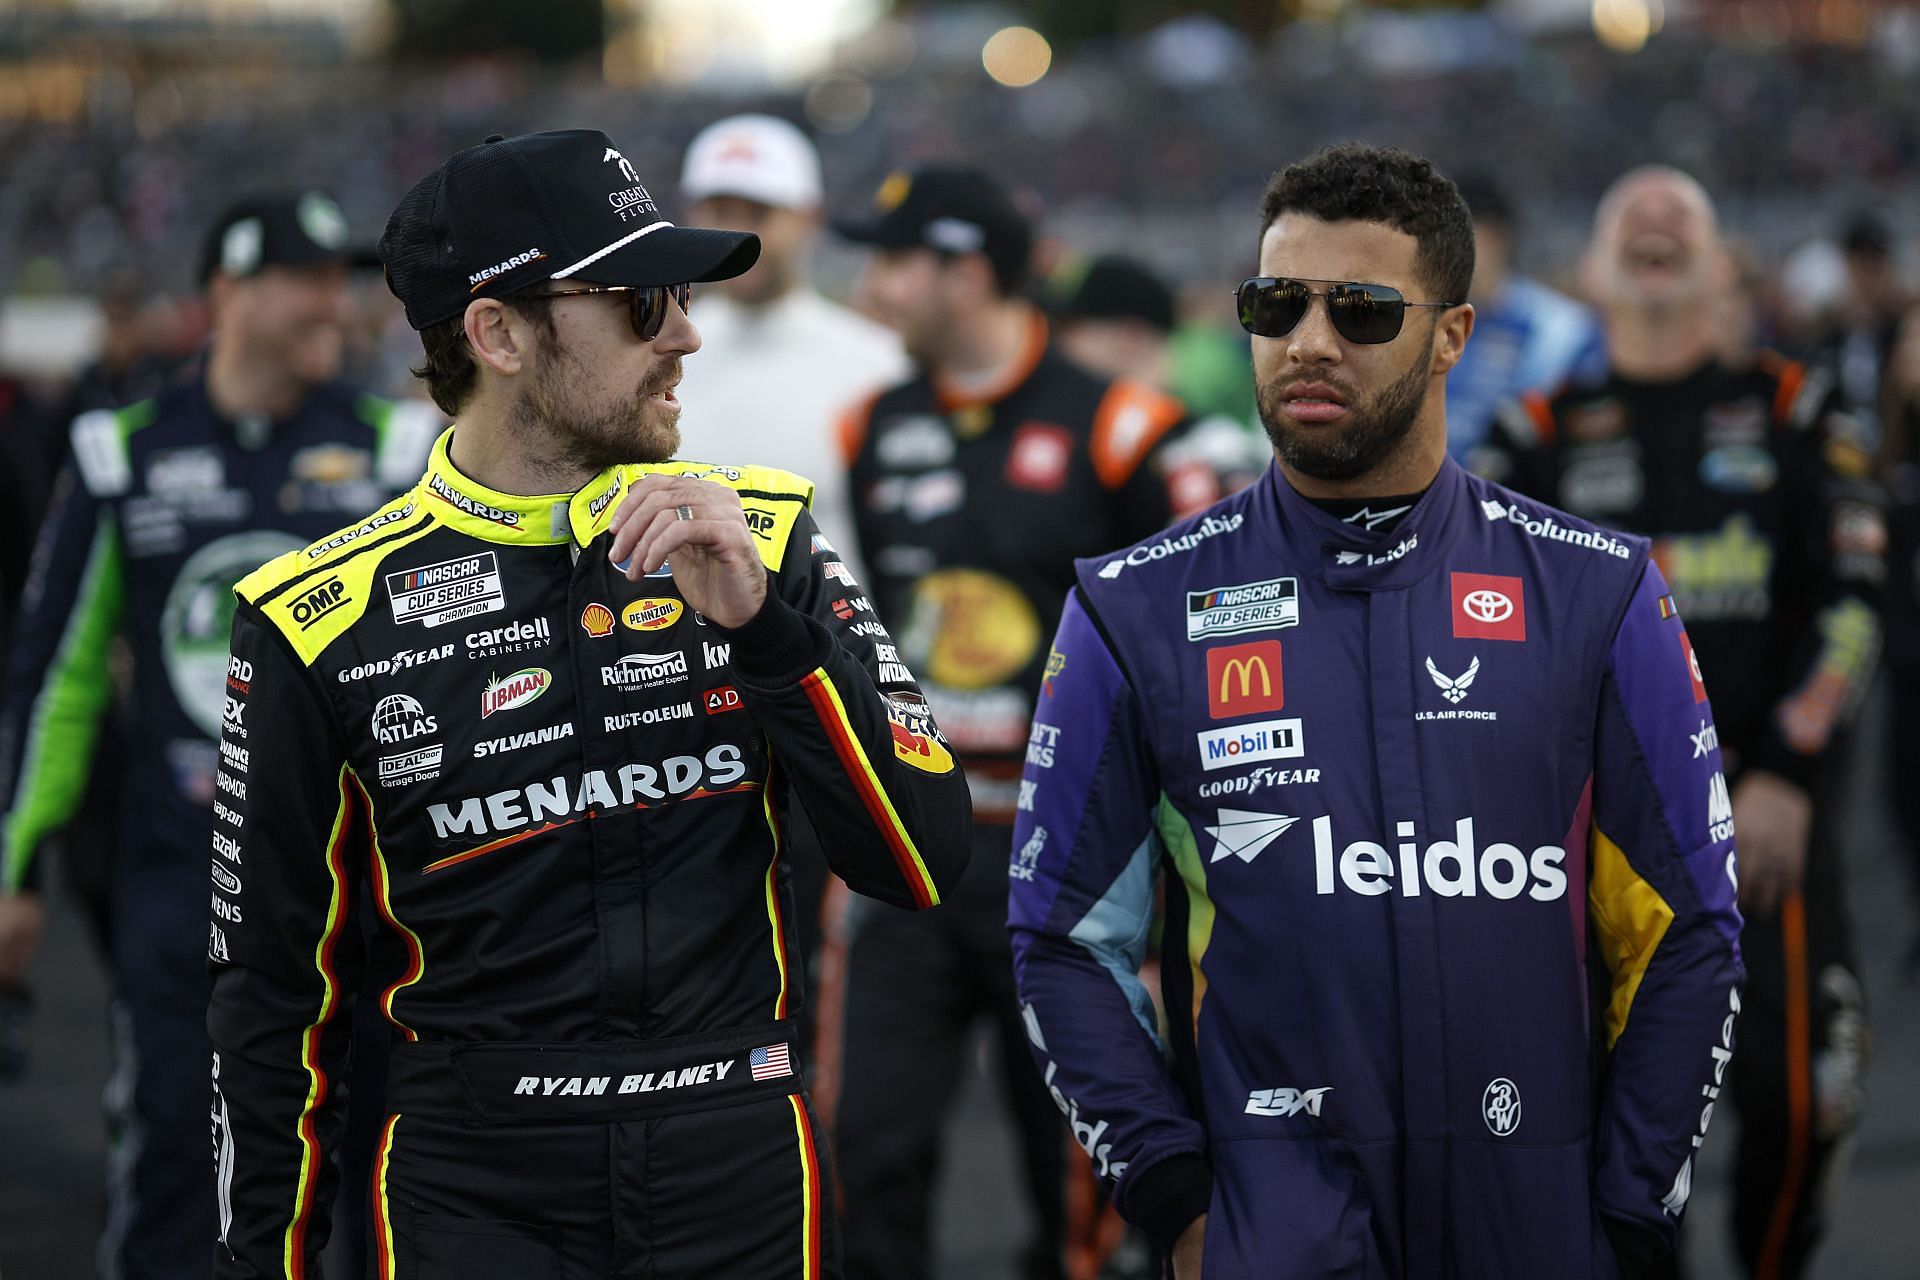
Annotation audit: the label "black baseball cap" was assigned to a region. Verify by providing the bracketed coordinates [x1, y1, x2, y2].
[199, 191, 377, 284]
[834, 164, 1032, 289]
[378, 129, 762, 331]
[1052, 254, 1177, 334]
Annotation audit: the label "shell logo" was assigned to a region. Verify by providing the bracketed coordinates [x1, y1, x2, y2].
[580, 603, 615, 638]
[622, 597, 685, 632]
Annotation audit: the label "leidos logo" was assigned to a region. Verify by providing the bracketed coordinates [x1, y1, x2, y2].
[1207, 642, 1284, 720]
[1312, 816, 1567, 901]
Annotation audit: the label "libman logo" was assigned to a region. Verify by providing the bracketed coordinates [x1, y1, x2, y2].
[623, 598, 684, 632]
[481, 668, 551, 718]
[1313, 815, 1567, 901]
[1663, 984, 1741, 1215]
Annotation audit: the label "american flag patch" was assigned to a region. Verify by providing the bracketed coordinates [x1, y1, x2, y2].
[1657, 594, 1677, 620]
[811, 533, 835, 555]
[750, 1043, 792, 1081]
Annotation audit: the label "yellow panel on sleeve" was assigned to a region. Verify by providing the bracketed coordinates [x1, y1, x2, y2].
[1588, 826, 1676, 1050]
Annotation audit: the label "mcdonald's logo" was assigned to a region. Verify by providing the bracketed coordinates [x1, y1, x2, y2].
[1207, 641, 1285, 720]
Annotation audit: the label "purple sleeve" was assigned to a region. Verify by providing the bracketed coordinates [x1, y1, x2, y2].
[1587, 561, 1744, 1259]
[1007, 589, 1212, 1250]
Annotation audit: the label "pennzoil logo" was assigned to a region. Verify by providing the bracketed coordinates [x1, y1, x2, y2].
[481, 667, 551, 718]
[622, 598, 684, 632]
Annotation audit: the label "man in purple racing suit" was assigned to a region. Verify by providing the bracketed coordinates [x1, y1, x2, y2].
[1007, 144, 1744, 1279]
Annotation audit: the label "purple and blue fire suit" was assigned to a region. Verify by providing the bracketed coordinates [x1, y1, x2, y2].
[1008, 456, 1744, 1278]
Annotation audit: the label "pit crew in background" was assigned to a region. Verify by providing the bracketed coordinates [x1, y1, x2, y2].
[207, 129, 971, 1279]
[1477, 166, 1878, 1280]
[1011, 143, 1744, 1280]
[0, 191, 438, 1280]
[829, 165, 1224, 1280]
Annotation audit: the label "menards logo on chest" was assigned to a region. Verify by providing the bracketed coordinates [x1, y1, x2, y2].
[481, 667, 551, 718]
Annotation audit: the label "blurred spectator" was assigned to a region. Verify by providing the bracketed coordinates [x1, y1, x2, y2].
[672, 113, 908, 583]
[1881, 304, 1920, 978]
[1806, 213, 1911, 431]
[1447, 173, 1603, 460]
[831, 163, 1217, 1280]
[51, 267, 182, 444]
[0, 191, 438, 1280]
[1051, 252, 1268, 493]
[1480, 167, 1877, 1280]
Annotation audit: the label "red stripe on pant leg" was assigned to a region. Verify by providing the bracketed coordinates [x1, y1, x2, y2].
[1755, 892, 1812, 1280]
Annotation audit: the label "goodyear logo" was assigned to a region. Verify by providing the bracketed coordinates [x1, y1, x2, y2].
[622, 598, 684, 632]
[290, 576, 349, 631]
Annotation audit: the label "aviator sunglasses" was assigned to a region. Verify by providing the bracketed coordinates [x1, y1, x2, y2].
[1236, 276, 1459, 346]
[522, 281, 694, 341]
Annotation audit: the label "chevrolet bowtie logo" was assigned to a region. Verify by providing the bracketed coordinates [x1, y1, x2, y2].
[1204, 809, 1298, 864]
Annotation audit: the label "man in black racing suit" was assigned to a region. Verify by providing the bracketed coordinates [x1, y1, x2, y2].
[208, 129, 972, 1280]
[1475, 167, 1876, 1280]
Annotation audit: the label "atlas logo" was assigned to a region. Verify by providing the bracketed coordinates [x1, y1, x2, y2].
[1707, 771, 1735, 842]
[371, 694, 438, 746]
[290, 576, 348, 630]
[1664, 985, 1740, 1215]
[1246, 1086, 1330, 1118]
[1208, 642, 1284, 719]
[1313, 816, 1567, 901]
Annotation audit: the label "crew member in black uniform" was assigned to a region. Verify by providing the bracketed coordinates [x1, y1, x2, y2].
[0, 192, 438, 1280]
[830, 164, 1221, 1280]
[208, 129, 972, 1280]
[1476, 167, 1878, 1280]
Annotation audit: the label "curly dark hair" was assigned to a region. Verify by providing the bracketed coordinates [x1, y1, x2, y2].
[410, 293, 557, 417]
[1258, 143, 1475, 306]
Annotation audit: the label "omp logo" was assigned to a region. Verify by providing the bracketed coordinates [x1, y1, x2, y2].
[1208, 642, 1284, 719]
[1313, 816, 1567, 901]
[1664, 985, 1740, 1215]
[426, 743, 749, 839]
[290, 577, 348, 630]
[1196, 719, 1303, 771]
[469, 247, 546, 291]
[742, 508, 778, 540]
[1246, 1086, 1330, 1118]
[1098, 513, 1244, 578]
[481, 668, 551, 718]
[1707, 771, 1735, 842]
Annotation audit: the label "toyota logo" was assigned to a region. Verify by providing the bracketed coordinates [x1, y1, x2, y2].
[1463, 589, 1513, 623]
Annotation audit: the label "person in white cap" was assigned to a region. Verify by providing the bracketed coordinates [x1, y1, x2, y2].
[674, 114, 908, 583]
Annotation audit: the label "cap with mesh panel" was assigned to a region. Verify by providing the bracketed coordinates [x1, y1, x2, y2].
[833, 164, 1031, 291]
[379, 129, 760, 330]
